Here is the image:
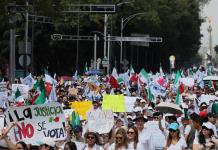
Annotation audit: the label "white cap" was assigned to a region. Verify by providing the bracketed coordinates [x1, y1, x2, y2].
[164, 113, 174, 117]
[202, 122, 213, 130]
[133, 107, 143, 112]
[140, 99, 146, 103]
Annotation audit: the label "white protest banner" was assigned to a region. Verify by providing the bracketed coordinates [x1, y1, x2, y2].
[87, 110, 114, 134]
[5, 102, 67, 145]
[12, 84, 29, 99]
[200, 94, 217, 105]
[63, 109, 74, 119]
[124, 96, 139, 112]
[180, 78, 195, 87]
[0, 82, 8, 99]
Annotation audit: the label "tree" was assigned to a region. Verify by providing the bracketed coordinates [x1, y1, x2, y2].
[0, 0, 212, 75]
[214, 45, 218, 54]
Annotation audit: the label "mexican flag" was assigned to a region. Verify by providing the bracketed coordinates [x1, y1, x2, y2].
[138, 68, 149, 84]
[32, 79, 46, 105]
[186, 68, 193, 77]
[109, 68, 119, 88]
[14, 88, 24, 106]
[174, 71, 184, 105]
[147, 86, 154, 102]
[173, 70, 181, 88]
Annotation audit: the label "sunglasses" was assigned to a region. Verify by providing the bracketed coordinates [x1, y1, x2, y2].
[87, 136, 95, 139]
[127, 131, 135, 135]
[169, 129, 177, 133]
[116, 136, 123, 140]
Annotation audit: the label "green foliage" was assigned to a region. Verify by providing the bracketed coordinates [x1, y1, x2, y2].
[0, 0, 212, 73]
[214, 45, 218, 54]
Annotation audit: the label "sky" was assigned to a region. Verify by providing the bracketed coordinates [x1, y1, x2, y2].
[201, 0, 218, 51]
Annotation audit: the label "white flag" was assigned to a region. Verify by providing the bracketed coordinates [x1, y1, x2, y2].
[45, 74, 57, 85]
[48, 84, 57, 102]
[21, 73, 36, 88]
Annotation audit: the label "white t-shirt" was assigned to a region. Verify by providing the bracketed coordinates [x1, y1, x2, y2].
[138, 128, 155, 150]
[184, 125, 191, 135]
[165, 137, 187, 150]
[83, 144, 104, 150]
[74, 141, 85, 150]
[207, 122, 218, 137]
[109, 143, 129, 150]
[128, 141, 144, 150]
[193, 129, 200, 145]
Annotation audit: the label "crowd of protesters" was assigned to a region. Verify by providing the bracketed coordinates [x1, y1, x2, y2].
[0, 65, 218, 150]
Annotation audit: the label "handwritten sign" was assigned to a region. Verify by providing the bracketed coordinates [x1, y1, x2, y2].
[5, 102, 67, 145]
[102, 94, 125, 112]
[70, 101, 92, 120]
[124, 96, 140, 112]
[0, 82, 8, 100]
[87, 110, 114, 134]
[12, 84, 29, 99]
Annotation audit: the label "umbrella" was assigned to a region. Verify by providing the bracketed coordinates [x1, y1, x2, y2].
[155, 102, 183, 115]
[203, 76, 218, 81]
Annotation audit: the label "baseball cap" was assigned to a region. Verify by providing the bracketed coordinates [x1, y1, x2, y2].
[169, 123, 179, 130]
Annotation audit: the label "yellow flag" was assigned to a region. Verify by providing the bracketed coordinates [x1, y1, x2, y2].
[70, 101, 92, 120]
[102, 94, 125, 112]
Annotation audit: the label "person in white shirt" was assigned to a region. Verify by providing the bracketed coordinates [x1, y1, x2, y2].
[109, 128, 129, 150]
[207, 112, 218, 137]
[134, 115, 155, 150]
[180, 117, 191, 142]
[127, 126, 143, 150]
[83, 131, 104, 150]
[193, 122, 216, 150]
[164, 123, 187, 150]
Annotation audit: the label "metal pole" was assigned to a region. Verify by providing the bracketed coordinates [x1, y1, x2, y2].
[76, 0, 80, 70]
[120, 18, 123, 68]
[94, 34, 97, 69]
[107, 34, 110, 74]
[24, 0, 29, 76]
[10, 28, 16, 83]
[104, 14, 107, 57]
[31, 20, 34, 74]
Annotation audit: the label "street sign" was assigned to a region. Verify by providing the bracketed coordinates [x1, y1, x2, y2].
[108, 36, 163, 42]
[18, 41, 31, 54]
[102, 57, 109, 67]
[19, 55, 31, 67]
[130, 33, 149, 47]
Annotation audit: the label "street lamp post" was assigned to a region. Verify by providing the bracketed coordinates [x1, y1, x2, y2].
[120, 12, 146, 65]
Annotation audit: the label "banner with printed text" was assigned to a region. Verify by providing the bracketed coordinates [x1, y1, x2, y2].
[5, 102, 67, 145]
